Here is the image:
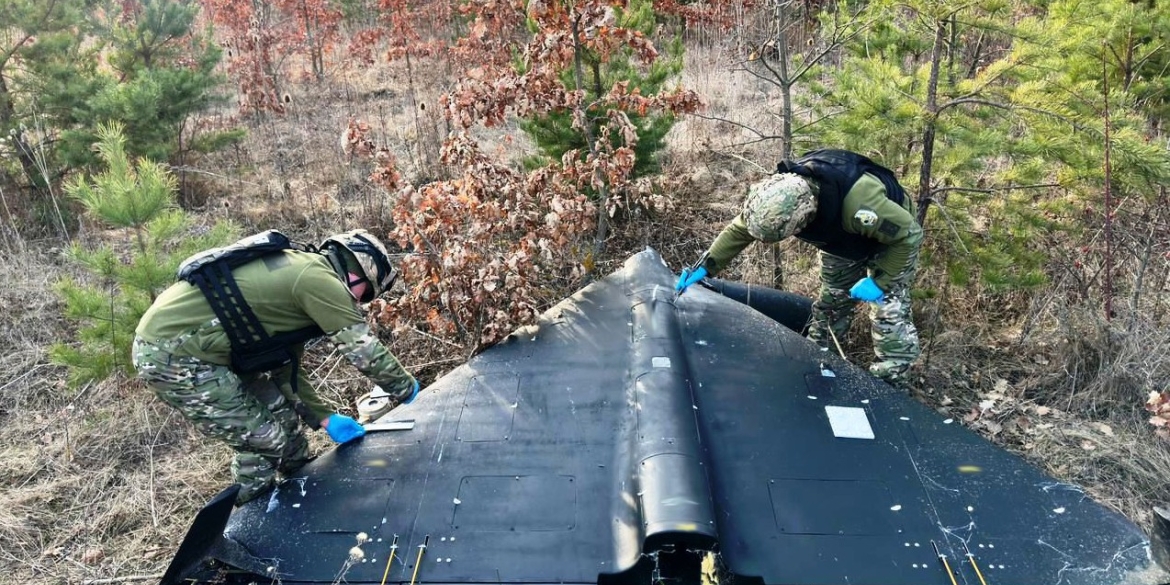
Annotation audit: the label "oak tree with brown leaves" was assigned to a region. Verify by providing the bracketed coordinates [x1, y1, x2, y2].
[351, 0, 704, 351]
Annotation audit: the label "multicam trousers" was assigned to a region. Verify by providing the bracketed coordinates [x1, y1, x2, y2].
[131, 336, 312, 504]
[805, 250, 921, 387]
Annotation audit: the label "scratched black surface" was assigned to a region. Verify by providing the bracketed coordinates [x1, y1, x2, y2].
[206, 249, 1152, 585]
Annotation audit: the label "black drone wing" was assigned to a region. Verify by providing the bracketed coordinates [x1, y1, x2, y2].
[162, 248, 1165, 585]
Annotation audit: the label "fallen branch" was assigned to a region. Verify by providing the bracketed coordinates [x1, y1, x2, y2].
[83, 574, 162, 585]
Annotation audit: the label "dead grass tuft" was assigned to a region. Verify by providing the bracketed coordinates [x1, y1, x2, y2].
[1031, 419, 1170, 533]
[914, 287, 1170, 535]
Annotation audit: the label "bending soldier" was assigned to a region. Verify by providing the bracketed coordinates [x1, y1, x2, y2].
[677, 149, 923, 388]
[133, 230, 419, 503]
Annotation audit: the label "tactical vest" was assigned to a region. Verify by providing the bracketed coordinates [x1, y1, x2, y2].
[176, 230, 326, 374]
[778, 149, 907, 260]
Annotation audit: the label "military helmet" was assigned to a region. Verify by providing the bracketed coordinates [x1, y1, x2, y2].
[320, 230, 396, 302]
[741, 173, 817, 242]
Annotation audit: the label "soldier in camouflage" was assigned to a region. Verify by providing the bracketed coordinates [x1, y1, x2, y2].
[133, 230, 419, 504]
[676, 150, 922, 388]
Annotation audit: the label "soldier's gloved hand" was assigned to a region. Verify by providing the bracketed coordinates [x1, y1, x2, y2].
[849, 277, 884, 302]
[324, 413, 366, 444]
[380, 379, 420, 407]
[401, 379, 420, 405]
[675, 266, 708, 294]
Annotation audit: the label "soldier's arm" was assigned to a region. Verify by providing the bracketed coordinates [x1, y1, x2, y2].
[842, 174, 923, 290]
[264, 347, 333, 428]
[293, 262, 417, 405]
[699, 214, 757, 275]
[329, 322, 417, 402]
[289, 359, 333, 427]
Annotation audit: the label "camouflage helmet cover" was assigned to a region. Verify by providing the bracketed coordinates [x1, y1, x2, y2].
[320, 229, 396, 300]
[741, 173, 817, 242]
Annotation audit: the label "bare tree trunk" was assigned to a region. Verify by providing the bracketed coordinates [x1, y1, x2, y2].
[1102, 45, 1114, 320]
[570, 15, 610, 261]
[0, 76, 44, 190]
[775, 0, 794, 160]
[914, 20, 945, 227]
[772, 0, 795, 289]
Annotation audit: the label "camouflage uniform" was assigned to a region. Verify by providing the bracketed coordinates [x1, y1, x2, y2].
[134, 250, 416, 503]
[805, 247, 920, 385]
[698, 172, 922, 387]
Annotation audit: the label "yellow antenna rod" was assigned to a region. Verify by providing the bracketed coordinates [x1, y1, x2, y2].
[963, 541, 990, 585]
[408, 535, 430, 585]
[932, 541, 959, 585]
[378, 534, 400, 585]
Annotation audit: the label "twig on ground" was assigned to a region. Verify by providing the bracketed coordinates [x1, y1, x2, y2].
[83, 574, 163, 585]
[409, 326, 463, 349]
[406, 357, 463, 371]
[148, 410, 176, 528]
[0, 363, 48, 394]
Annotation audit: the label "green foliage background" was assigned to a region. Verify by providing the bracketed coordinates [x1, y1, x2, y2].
[50, 123, 235, 387]
[519, 0, 684, 179]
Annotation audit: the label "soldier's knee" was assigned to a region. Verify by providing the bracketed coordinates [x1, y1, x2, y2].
[241, 420, 292, 456]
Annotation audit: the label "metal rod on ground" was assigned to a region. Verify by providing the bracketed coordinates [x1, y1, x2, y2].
[408, 535, 429, 585]
[932, 541, 959, 585]
[378, 534, 399, 585]
[963, 541, 990, 585]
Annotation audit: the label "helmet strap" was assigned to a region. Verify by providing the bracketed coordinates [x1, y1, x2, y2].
[322, 247, 348, 278]
[349, 233, 394, 288]
[325, 247, 377, 302]
[346, 271, 375, 302]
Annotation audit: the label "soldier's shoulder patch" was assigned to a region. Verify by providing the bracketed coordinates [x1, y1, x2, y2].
[878, 219, 901, 237]
[854, 208, 879, 227]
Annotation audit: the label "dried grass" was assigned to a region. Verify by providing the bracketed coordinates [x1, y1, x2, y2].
[915, 285, 1170, 536]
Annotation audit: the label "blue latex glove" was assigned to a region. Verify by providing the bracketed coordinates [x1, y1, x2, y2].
[325, 414, 366, 444]
[849, 277, 884, 302]
[401, 379, 420, 405]
[675, 266, 708, 294]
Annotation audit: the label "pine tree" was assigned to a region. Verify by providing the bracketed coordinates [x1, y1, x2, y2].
[807, 0, 1170, 294]
[519, 0, 683, 179]
[50, 123, 234, 387]
[805, 0, 1072, 290]
[0, 0, 93, 198]
[58, 0, 231, 169]
[1008, 0, 1170, 314]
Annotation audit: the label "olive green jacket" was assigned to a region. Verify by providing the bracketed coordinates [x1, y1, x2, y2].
[699, 173, 922, 291]
[137, 250, 415, 422]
